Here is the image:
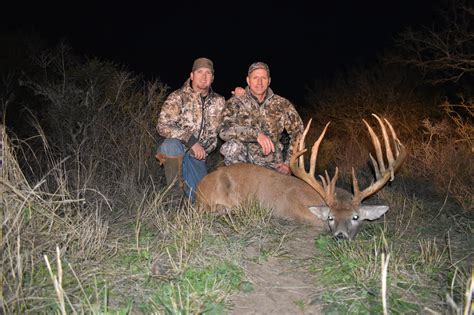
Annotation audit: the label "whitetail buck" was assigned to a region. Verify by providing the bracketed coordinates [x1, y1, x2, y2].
[196, 114, 406, 239]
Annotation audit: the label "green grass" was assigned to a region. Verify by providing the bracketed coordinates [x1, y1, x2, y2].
[4, 193, 472, 315]
[3, 180, 472, 314]
[146, 262, 244, 314]
[38, 202, 271, 314]
[309, 196, 472, 314]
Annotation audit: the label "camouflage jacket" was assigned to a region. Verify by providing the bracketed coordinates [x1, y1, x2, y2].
[219, 87, 303, 164]
[157, 79, 225, 153]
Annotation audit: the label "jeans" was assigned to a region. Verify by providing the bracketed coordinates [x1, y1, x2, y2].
[157, 138, 207, 200]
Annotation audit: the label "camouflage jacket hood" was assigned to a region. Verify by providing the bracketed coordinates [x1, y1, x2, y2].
[219, 86, 303, 163]
[157, 79, 225, 153]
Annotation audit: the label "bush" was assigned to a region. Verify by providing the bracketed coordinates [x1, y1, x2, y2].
[304, 59, 472, 211]
[18, 42, 168, 209]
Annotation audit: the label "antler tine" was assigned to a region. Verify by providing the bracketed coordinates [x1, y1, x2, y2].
[298, 118, 313, 167]
[290, 119, 311, 178]
[384, 117, 406, 178]
[290, 120, 332, 204]
[373, 114, 395, 174]
[326, 167, 339, 205]
[384, 117, 401, 157]
[290, 119, 312, 177]
[351, 167, 360, 197]
[309, 122, 331, 178]
[354, 114, 407, 203]
[362, 118, 386, 176]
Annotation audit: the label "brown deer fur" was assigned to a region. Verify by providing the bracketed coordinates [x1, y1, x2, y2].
[196, 115, 406, 240]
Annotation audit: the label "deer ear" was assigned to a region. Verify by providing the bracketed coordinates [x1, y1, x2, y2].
[358, 205, 389, 221]
[308, 206, 331, 220]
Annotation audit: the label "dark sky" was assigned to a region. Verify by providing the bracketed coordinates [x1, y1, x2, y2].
[3, 0, 443, 105]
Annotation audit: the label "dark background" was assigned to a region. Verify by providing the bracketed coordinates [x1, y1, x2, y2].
[2, 0, 443, 104]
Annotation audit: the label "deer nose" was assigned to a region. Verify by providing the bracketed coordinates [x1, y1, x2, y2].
[335, 232, 347, 240]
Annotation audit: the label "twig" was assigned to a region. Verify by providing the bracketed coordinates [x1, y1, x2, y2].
[381, 252, 390, 315]
[431, 176, 453, 222]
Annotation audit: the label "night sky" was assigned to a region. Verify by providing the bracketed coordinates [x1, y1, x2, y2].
[3, 0, 443, 105]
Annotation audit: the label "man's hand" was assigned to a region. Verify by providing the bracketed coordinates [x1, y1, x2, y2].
[191, 143, 206, 160]
[275, 163, 291, 175]
[257, 133, 275, 156]
[232, 87, 245, 96]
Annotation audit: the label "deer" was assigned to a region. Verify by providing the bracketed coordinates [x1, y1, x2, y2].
[196, 114, 406, 240]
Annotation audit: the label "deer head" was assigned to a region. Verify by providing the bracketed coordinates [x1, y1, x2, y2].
[290, 114, 407, 240]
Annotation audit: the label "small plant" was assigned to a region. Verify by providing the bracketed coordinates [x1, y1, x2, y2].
[294, 299, 306, 311]
[147, 262, 244, 314]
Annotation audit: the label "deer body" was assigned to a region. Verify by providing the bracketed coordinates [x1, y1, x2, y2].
[197, 163, 388, 239]
[196, 115, 406, 240]
[197, 163, 327, 226]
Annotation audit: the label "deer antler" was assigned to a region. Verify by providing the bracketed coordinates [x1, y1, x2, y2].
[352, 114, 407, 204]
[289, 119, 338, 206]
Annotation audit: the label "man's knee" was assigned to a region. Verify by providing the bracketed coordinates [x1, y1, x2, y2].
[220, 139, 243, 155]
[156, 138, 185, 165]
[158, 138, 185, 157]
[220, 139, 247, 165]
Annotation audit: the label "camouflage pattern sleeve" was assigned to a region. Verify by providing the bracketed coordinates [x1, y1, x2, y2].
[157, 91, 194, 142]
[282, 100, 304, 164]
[201, 95, 225, 153]
[219, 96, 261, 142]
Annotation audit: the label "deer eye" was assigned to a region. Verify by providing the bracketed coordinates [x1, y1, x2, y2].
[328, 215, 334, 221]
[352, 215, 359, 221]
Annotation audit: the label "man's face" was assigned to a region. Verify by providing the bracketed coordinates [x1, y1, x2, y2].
[190, 67, 213, 91]
[246, 68, 271, 98]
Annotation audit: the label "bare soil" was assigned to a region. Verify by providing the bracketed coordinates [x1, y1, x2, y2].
[229, 225, 324, 315]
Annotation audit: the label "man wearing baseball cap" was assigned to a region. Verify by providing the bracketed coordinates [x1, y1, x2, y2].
[219, 61, 304, 175]
[156, 57, 225, 202]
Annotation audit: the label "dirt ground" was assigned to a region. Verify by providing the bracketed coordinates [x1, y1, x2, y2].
[229, 225, 324, 315]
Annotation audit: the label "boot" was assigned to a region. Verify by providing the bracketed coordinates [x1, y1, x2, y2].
[156, 153, 184, 201]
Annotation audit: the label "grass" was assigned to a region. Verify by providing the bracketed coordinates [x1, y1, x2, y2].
[3, 35, 473, 313]
[5, 195, 277, 314]
[146, 262, 244, 314]
[2, 77, 473, 314]
[2, 151, 472, 314]
[309, 194, 473, 314]
[1, 128, 472, 315]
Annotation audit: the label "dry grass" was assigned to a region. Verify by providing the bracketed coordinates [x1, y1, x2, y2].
[1, 43, 472, 314]
[304, 60, 473, 212]
[408, 113, 473, 210]
[312, 191, 472, 314]
[1, 124, 113, 312]
[303, 61, 434, 183]
[302, 58, 472, 313]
